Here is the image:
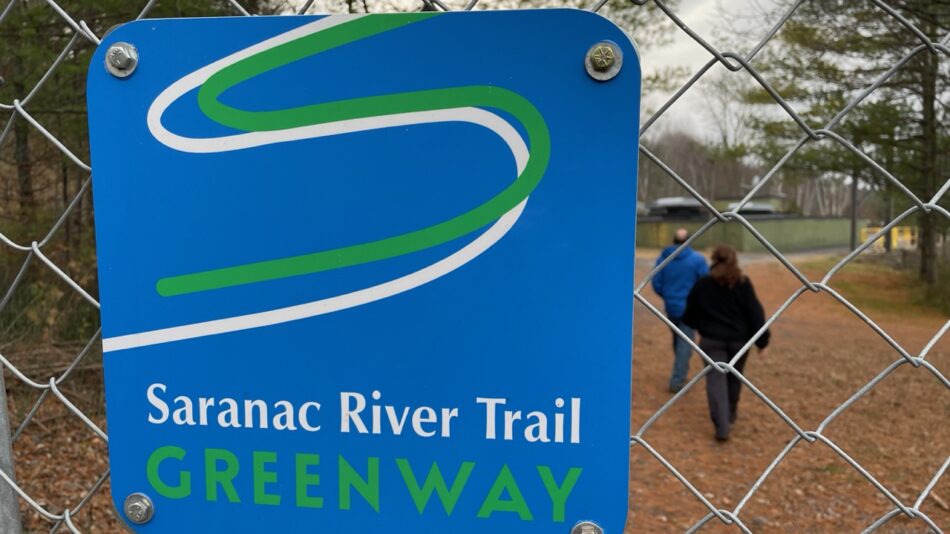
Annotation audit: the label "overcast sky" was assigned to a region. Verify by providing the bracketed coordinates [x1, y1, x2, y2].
[641, 0, 730, 74]
[292, 0, 781, 137]
[637, 0, 779, 137]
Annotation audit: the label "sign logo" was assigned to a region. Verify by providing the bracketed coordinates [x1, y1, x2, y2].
[103, 14, 551, 352]
[150, 14, 549, 300]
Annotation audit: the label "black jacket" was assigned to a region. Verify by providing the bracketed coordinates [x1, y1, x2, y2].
[682, 276, 770, 349]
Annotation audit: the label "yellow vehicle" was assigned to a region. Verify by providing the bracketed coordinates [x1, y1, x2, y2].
[860, 226, 918, 251]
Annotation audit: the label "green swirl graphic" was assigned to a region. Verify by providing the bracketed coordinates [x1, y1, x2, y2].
[156, 14, 550, 297]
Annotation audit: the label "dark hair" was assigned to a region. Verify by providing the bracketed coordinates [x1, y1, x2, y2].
[710, 246, 743, 288]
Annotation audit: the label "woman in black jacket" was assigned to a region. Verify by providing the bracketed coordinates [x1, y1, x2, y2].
[683, 246, 769, 441]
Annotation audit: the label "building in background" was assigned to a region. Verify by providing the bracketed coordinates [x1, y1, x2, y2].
[638, 195, 867, 252]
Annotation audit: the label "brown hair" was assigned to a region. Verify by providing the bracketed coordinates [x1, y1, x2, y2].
[710, 246, 744, 288]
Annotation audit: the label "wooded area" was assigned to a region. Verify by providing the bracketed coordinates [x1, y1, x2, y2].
[640, 0, 949, 286]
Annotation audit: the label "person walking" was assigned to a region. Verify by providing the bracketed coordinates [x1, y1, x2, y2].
[683, 246, 770, 441]
[651, 228, 709, 393]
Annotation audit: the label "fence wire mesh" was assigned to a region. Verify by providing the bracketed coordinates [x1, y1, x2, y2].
[0, 0, 947, 532]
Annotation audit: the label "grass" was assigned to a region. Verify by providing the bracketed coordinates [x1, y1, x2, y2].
[920, 263, 950, 315]
[799, 256, 944, 319]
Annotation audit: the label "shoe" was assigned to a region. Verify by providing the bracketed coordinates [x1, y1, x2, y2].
[669, 384, 684, 394]
[715, 434, 730, 442]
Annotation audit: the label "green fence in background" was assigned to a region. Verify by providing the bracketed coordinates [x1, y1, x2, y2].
[637, 217, 869, 252]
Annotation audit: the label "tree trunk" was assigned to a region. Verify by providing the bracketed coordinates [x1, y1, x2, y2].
[920, 212, 938, 283]
[62, 160, 71, 260]
[850, 172, 858, 251]
[918, 42, 939, 285]
[884, 195, 893, 253]
[13, 117, 34, 219]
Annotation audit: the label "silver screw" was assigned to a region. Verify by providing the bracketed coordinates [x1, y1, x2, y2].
[123, 493, 154, 525]
[585, 41, 623, 82]
[105, 42, 138, 78]
[571, 521, 605, 534]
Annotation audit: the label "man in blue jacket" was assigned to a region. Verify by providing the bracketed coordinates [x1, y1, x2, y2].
[652, 228, 709, 392]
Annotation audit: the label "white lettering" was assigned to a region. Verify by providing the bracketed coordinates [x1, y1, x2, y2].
[273, 400, 297, 431]
[571, 397, 581, 444]
[244, 399, 268, 429]
[172, 396, 195, 426]
[144, 385, 329, 433]
[525, 411, 550, 443]
[504, 410, 522, 441]
[147, 383, 168, 424]
[299, 402, 321, 432]
[198, 397, 215, 426]
[412, 406, 438, 437]
[371, 390, 382, 435]
[340, 392, 367, 433]
[218, 398, 240, 428]
[441, 408, 458, 438]
[477, 397, 506, 440]
[555, 398, 565, 443]
[386, 406, 411, 435]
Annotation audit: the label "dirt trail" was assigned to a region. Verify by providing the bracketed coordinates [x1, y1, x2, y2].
[627, 253, 949, 533]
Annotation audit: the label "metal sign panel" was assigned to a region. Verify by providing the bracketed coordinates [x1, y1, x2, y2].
[87, 11, 639, 532]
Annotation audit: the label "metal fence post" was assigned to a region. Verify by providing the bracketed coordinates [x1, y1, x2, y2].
[0, 371, 22, 534]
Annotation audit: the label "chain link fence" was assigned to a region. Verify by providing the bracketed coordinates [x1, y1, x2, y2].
[0, 0, 947, 532]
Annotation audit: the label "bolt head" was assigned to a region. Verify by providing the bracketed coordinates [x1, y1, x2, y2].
[590, 45, 615, 71]
[585, 41, 623, 82]
[572, 521, 604, 534]
[123, 493, 154, 525]
[105, 42, 138, 78]
[108, 47, 132, 68]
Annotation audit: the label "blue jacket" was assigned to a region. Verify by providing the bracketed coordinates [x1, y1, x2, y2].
[652, 246, 708, 318]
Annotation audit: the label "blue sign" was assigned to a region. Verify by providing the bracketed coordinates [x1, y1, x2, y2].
[88, 11, 639, 532]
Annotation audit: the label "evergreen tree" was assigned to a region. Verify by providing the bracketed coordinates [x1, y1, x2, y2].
[745, 0, 949, 283]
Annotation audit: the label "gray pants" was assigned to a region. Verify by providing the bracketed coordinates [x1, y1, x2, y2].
[700, 338, 748, 439]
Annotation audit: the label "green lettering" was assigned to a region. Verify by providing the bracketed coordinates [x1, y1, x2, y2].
[253, 451, 280, 506]
[338, 455, 379, 512]
[537, 466, 582, 522]
[146, 446, 191, 499]
[295, 453, 323, 508]
[205, 448, 240, 503]
[396, 459, 475, 515]
[477, 464, 533, 520]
